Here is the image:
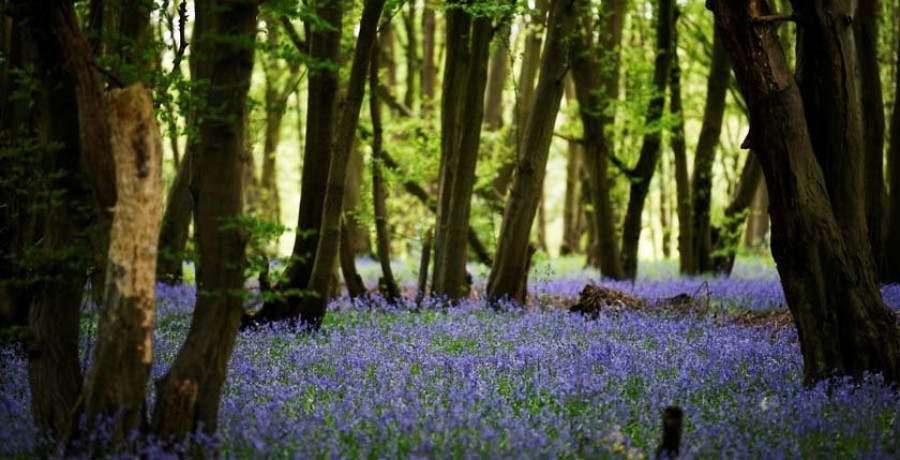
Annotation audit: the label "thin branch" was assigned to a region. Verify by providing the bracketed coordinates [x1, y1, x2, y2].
[170, 0, 189, 73]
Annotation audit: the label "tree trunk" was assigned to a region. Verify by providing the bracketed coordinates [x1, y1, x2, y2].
[339, 217, 367, 298]
[421, 5, 436, 114]
[711, 151, 762, 275]
[620, 0, 675, 279]
[708, 0, 900, 386]
[434, 13, 494, 300]
[151, 0, 257, 439]
[296, 0, 386, 329]
[492, 0, 549, 198]
[691, 32, 730, 274]
[562, 83, 584, 256]
[483, 24, 510, 132]
[487, 0, 573, 304]
[855, 0, 886, 278]
[83, 85, 162, 441]
[370, 42, 401, 302]
[887, 33, 900, 283]
[669, 28, 694, 274]
[403, 4, 417, 110]
[743, 180, 769, 249]
[570, 0, 626, 280]
[659, 154, 671, 259]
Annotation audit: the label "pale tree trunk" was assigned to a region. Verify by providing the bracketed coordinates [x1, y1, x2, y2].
[708, 0, 900, 386]
[297, 0, 386, 329]
[484, 24, 510, 132]
[84, 85, 162, 441]
[620, 0, 675, 279]
[571, 0, 626, 279]
[487, 0, 574, 304]
[403, 3, 417, 109]
[561, 78, 584, 256]
[151, 0, 257, 439]
[743, 180, 769, 249]
[691, 32, 730, 274]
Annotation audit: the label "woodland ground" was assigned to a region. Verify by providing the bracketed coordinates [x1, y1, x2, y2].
[1, 258, 899, 458]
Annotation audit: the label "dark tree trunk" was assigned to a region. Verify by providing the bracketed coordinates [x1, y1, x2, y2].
[855, 0, 886, 278]
[83, 85, 162, 441]
[887, 34, 900, 282]
[691, 32, 730, 274]
[151, 0, 257, 439]
[339, 218, 367, 298]
[297, 0, 386, 329]
[711, 151, 763, 275]
[487, 0, 573, 304]
[620, 0, 675, 279]
[669, 27, 694, 274]
[659, 155, 671, 259]
[421, 5, 436, 114]
[708, 0, 900, 386]
[570, 0, 626, 280]
[370, 42, 401, 302]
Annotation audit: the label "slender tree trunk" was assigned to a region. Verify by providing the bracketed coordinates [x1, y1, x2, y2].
[562, 83, 584, 256]
[421, 4, 436, 114]
[691, 32, 730, 274]
[620, 0, 675, 279]
[492, 0, 549, 198]
[669, 28, 693, 274]
[571, 0, 626, 279]
[659, 154, 671, 259]
[151, 0, 257, 438]
[370, 41, 401, 302]
[487, 0, 573, 304]
[484, 24, 510, 132]
[296, 0, 386, 329]
[708, 0, 900, 386]
[711, 151, 762, 275]
[403, 4, 417, 109]
[855, 0, 886, 278]
[887, 35, 900, 282]
[83, 85, 162, 441]
[339, 217, 366, 298]
[744, 180, 769, 249]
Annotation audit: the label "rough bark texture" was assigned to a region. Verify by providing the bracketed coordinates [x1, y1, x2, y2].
[708, 0, 900, 385]
[570, 0, 625, 279]
[370, 42, 401, 302]
[84, 85, 162, 440]
[620, 0, 675, 279]
[669, 30, 694, 275]
[487, 0, 573, 304]
[151, 0, 257, 439]
[690, 32, 730, 274]
[297, 0, 386, 329]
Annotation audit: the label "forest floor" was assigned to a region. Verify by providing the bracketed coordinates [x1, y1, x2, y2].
[2, 258, 899, 458]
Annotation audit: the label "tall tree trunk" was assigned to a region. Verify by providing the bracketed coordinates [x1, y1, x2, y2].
[434, 12, 495, 300]
[708, 0, 900, 386]
[620, 0, 675, 279]
[659, 154, 671, 258]
[83, 85, 162, 441]
[151, 0, 257, 438]
[487, 0, 573, 304]
[370, 40, 401, 302]
[743, 180, 769, 249]
[669, 26, 694, 274]
[421, 4, 437, 114]
[855, 0, 886, 278]
[403, 3, 417, 110]
[561, 79, 584, 256]
[296, 0, 386, 329]
[483, 24, 509, 132]
[887, 34, 900, 283]
[492, 0, 549, 198]
[570, 0, 626, 280]
[691, 32, 730, 274]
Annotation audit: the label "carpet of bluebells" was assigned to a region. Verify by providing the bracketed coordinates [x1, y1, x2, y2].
[2, 259, 900, 458]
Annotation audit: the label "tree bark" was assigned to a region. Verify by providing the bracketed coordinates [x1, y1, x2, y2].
[620, 0, 675, 279]
[370, 41, 401, 302]
[570, 0, 626, 279]
[708, 0, 900, 386]
[151, 0, 257, 439]
[855, 0, 886, 278]
[669, 27, 694, 274]
[403, 3, 417, 109]
[690, 32, 730, 274]
[487, 0, 573, 304]
[296, 0, 386, 329]
[84, 85, 162, 441]
[421, 4, 437, 114]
